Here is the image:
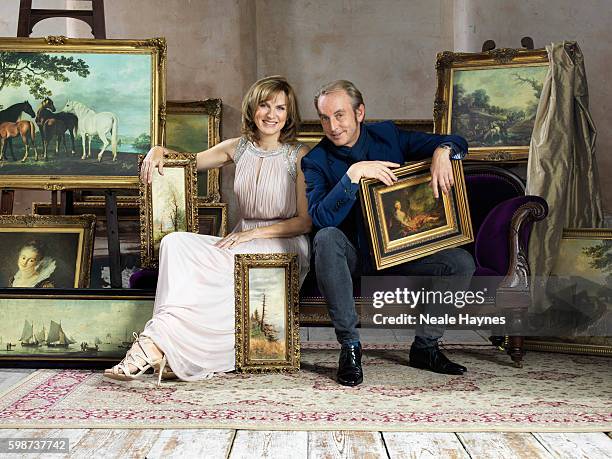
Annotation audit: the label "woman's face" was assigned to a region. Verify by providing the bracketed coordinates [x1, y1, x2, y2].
[254, 91, 288, 139]
[394, 201, 401, 210]
[18, 247, 40, 272]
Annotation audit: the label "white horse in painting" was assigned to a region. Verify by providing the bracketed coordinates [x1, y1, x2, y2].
[62, 100, 118, 161]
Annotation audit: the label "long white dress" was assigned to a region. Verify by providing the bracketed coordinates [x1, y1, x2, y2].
[142, 138, 309, 381]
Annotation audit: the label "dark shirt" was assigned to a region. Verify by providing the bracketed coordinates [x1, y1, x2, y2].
[301, 121, 468, 272]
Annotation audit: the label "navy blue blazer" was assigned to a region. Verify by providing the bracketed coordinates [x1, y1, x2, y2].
[301, 120, 468, 272]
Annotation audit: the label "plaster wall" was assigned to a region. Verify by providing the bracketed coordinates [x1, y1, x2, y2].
[1, 0, 610, 220]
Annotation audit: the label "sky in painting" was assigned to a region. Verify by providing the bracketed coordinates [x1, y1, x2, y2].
[248, 267, 287, 336]
[452, 65, 548, 111]
[1, 52, 152, 138]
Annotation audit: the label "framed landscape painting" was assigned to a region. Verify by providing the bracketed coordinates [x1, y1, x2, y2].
[0, 290, 154, 363]
[0, 36, 166, 189]
[234, 254, 300, 373]
[360, 160, 473, 270]
[0, 215, 95, 288]
[139, 152, 198, 267]
[434, 48, 548, 162]
[166, 99, 222, 202]
[525, 228, 612, 356]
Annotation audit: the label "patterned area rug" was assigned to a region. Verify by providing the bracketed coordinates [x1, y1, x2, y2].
[0, 344, 610, 431]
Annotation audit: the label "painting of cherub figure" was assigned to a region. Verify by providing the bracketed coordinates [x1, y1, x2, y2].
[383, 181, 447, 241]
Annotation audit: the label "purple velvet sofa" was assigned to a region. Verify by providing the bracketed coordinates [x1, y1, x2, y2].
[130, 165, 548, 366]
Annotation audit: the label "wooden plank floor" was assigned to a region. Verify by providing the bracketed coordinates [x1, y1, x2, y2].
[1, 330, 610, 458]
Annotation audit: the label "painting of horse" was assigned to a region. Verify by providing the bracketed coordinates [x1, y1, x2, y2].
[63, 100, 118, 162]
[35, 97, 78, 158]
[0, 38, 163, 184]
[0, 120, 38, 161]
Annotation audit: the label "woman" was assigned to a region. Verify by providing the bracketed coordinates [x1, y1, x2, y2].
[9, 241, 56, 288]
[104, 76, 311, 383]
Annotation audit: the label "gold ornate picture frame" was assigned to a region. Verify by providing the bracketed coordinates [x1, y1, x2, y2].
[434, 48, 548, 162]
[297, 119, 433, 150]
[525, 228, 612, 356]
[360, 160, 473, 270]
[0, 290, 154, 363]
[0, 215, 96, 288]
[165, 99, 222, 202]
[139, 152, 198, 268]
[234, 253, 300, 373]
[0, 36, 166, 190]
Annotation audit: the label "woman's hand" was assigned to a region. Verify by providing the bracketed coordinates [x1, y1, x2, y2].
[214, 229, 258, 249]
[429, 146, 454, 198]
[141, 146, 166, 184]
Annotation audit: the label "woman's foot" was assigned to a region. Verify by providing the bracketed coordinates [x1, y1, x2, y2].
[104, 333, 166, 384]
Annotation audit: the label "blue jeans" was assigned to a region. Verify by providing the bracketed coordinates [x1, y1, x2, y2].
[313, 227, 476, 349]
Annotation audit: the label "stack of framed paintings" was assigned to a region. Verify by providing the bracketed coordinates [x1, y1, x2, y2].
[433, 48, 549, 162]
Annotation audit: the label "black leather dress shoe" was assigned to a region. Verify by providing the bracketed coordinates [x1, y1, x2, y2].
[409, 344, 467, 375]
[337, 343, 363, 386]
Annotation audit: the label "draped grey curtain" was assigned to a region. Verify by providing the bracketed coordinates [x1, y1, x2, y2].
[526, 41, 604, 313]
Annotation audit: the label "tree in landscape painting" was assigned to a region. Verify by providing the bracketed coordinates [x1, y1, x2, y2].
[451, 66, 547, 147]
[0, 52, 90, 99]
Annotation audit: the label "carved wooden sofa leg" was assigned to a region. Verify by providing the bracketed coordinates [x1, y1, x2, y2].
[506, 336, 525, 368]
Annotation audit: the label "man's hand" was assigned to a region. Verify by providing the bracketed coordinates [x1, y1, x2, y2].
[429, 146, 454, 198]
[347, 161, 400, 186]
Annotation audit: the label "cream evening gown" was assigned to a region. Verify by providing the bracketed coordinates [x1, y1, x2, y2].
[141, 138, 309, 381]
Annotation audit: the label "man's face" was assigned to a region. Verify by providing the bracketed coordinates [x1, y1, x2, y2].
[317, 90, 365, 148]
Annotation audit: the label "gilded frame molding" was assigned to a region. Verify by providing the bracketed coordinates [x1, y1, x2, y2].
[0, 36, 166, 190]
[198, 202, 228, 237]
[234, 253, 300, 373]
[0, 289, 154, 363]
[166, 99, 222, 202]
[0, 214, 96, 288]
[360, 160, 473, 270]
[139, 152, 198, 268]
[434, 48, 548, 162]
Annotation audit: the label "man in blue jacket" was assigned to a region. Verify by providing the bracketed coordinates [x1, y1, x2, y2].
[302, 80, 475, 386]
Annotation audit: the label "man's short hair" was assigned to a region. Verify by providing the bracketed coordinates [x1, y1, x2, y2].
[314, 80, 364, 112]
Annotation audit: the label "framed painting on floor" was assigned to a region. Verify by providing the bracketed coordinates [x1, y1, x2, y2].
[234, 253, 300, 373]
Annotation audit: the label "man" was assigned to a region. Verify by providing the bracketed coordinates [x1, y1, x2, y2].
[302, 80, 475, 386]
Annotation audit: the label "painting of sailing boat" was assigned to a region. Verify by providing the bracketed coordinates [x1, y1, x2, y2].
[0, 294, 153, 361]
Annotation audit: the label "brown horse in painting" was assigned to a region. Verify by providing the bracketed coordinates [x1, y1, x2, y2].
[36, 97, 79, 158]
[0, 120, 38, 161]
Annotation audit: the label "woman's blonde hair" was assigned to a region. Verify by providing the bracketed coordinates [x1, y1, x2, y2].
[241, 75, 301, 144]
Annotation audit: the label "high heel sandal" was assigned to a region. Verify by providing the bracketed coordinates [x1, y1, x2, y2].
[104, 333, 167, 386]
[154, 364, 178, 381]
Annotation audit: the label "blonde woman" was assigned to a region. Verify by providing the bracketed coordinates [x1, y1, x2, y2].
[104, 76, 311, 383]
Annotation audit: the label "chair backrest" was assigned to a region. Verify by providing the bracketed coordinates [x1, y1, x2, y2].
[463, 165, 525, 257]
